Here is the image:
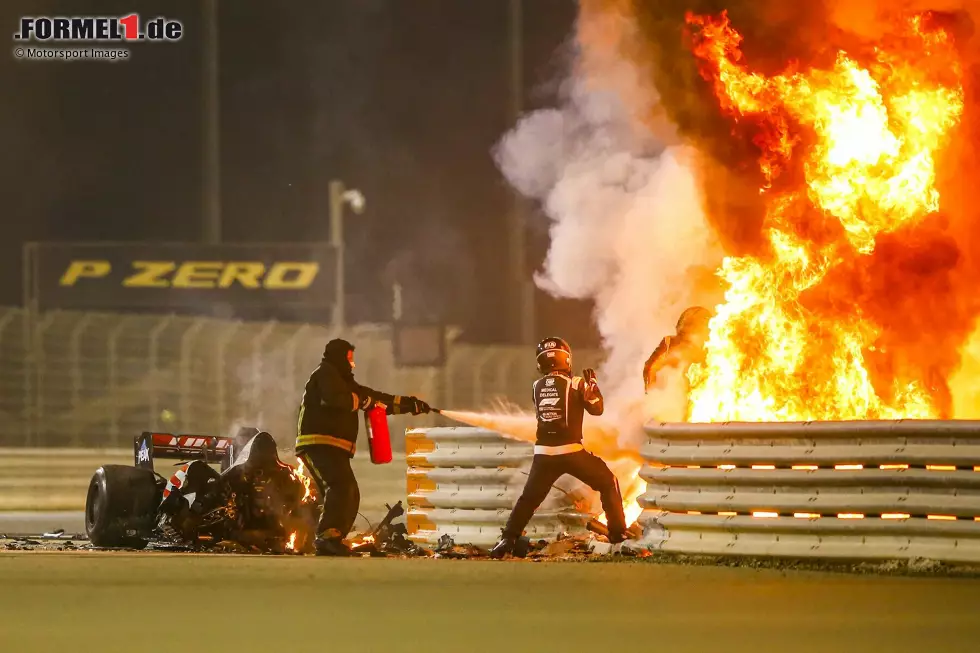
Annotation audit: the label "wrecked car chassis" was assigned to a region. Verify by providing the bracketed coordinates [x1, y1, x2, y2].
[84, 430, 318, 553]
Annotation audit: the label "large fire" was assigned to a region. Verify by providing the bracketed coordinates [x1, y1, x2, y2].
[684, 12, 965, 422]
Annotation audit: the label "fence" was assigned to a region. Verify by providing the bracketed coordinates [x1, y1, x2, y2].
[0, 307, 601, 449]
[639, 420, 980, 564]
[405, 427, 592, 546]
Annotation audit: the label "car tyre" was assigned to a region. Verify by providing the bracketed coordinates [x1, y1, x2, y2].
[85, 465, 159, 549]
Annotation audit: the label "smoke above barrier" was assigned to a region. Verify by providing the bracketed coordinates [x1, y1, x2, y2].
[496, 0, 980, 428]
[438, 409, 643, 463]
[494, 28, 723, 453]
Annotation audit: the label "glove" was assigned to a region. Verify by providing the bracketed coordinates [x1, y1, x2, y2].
[583, 368, 598, 384]
[408, 397, 431, 415]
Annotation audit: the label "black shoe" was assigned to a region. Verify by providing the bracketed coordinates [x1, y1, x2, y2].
[489, 536, 516, 559]
[315, 536, 352, 557]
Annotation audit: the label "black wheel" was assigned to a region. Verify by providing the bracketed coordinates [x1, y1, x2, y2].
[85, 465, 160, 549]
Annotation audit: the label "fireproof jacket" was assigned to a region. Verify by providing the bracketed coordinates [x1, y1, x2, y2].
[295, 339, 415, 454]
[642, 335, 705, 392]
[532, 371, 604, 450]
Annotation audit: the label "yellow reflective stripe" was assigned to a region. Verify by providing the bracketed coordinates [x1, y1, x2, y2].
[295, 434, 356, 453]
[351, 392, 359, 411]
[389, 395, 408, 415]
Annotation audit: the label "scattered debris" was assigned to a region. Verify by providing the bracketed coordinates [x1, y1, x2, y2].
[372, 501, 405, 544]
[349, 501, 429, 557]
[41, 528, 66, 539]
[148, 542, 199, 553]
[434, 534, 455, 554]
[586, 518, 643, 541]
[434, 543, 488, 559]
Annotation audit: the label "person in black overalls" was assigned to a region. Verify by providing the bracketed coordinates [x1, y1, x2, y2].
[295, 338, 431, 556]
[490, 337, 628, 558]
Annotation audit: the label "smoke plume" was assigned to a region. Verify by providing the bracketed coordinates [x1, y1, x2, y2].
[496, 0, 980, 430]
[494, 3, 724, 450]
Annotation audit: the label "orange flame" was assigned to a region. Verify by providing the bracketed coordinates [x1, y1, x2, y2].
[597, 466, 646, 529]
[685, 12, 964, 422]
[286, 532, 297, 551]
[291, 459, 315, 504]
[351, 534, 375, 550]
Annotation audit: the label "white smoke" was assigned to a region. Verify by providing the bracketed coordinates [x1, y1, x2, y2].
[494, 33, 723, 450]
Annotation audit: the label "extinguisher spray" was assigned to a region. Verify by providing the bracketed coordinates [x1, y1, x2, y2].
[364, 405, 393, 465]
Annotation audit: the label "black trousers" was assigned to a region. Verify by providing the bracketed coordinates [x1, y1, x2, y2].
[297, 445, 359, 539]
[503, 449, 627, 540]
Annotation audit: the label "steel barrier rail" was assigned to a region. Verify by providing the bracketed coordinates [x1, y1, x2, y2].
[405, 427, 591, 546]
[639, 420, 980, 564]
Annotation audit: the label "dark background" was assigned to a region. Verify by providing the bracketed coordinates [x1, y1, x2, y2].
[0, 0, 599, 346]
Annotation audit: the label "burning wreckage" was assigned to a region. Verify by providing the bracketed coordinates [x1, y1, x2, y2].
[85, 428, 321, 553]
[80, 427, 642, 557]
[84, 428, 421, 555]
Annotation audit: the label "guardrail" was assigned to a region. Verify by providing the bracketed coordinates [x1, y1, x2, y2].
[405, 427, 591, 547]
[638, 420, 980, 564]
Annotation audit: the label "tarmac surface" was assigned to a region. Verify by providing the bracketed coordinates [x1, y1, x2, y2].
[0, 511, 85, 536]
[2, 551, 980, 652]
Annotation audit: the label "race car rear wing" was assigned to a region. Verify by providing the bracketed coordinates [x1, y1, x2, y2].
[134, 432, 236, 472]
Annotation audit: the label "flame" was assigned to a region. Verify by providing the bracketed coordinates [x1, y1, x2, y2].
[597, 466, 646, 529]
[291, 459, 315, 504]
[351, 534, 375, 550]
[286, 532, 297, 551]
[684, 12, 964, 422]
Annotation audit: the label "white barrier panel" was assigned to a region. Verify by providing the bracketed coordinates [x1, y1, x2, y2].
[639, 420, 980, 564]
[405, 427, 591, 546]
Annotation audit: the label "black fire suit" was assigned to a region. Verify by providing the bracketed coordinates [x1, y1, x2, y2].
[501, 371, 628, 541]
[295, 339, 425, 540]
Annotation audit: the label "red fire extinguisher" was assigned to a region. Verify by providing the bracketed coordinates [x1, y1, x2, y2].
[364, 405, 392, 465]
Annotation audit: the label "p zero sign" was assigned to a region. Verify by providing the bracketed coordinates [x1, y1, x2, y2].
[23, 242, 336, 312]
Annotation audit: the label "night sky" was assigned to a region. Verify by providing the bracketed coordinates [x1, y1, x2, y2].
[1, 0, 598, 345]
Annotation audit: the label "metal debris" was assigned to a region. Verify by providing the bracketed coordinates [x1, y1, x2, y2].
[435, 534, 455, 553]
[348, 500, 430, 557]
[585, 518, 643, 541]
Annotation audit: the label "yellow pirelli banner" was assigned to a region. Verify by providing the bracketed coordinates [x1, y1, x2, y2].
[23, 241, 336, 313]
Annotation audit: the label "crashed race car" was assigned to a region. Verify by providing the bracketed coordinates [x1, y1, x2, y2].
[84, 428, 318, 553]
